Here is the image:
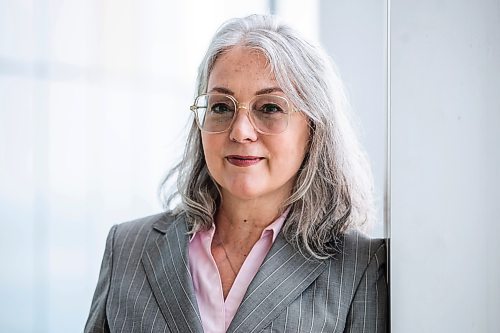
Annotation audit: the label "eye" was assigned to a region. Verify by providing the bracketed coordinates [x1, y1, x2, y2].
[259, 103, 284, 114]
[211, 102, 234, 114]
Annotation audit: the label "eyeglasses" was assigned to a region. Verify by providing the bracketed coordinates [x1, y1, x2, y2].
[190, 93, 297, 135]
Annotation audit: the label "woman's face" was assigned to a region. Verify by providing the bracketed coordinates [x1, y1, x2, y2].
[201, 46, 310, 203]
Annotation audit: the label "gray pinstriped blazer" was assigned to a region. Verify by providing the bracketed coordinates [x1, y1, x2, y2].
[85, 212, 387, 333]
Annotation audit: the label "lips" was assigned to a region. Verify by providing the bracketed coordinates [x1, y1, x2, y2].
[226, 155, 264, 167]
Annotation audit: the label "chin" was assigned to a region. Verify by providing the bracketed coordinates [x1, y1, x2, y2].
[220, 181, 265, 201]
[226, 188, 262, 201]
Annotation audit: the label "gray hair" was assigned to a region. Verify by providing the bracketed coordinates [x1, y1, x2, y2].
[161, 14, 375, 259]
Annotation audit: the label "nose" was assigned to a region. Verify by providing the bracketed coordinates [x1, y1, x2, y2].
[229, 107, 258, 142]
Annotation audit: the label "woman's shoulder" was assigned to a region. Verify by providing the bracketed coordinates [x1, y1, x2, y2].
[109, 211, 186, 247]
[334, 229, 387, 270]
[341, 229, 386, 253]
[115, 211, 176, 230]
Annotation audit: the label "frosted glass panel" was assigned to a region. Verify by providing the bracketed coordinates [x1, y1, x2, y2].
[0, 1, 327, 332]
[319, 1, 387, 237]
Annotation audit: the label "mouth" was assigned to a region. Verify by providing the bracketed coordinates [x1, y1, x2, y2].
[225, 155, 264, 167]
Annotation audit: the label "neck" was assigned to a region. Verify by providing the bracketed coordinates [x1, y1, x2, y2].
[214, 192, 287, 249]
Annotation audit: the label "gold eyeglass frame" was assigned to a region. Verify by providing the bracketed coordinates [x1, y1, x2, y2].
[189, 93, 299, 135]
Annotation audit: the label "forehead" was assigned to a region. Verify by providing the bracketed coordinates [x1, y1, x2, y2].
[207, 46, 278, 91]
[215, 46, 270, 70]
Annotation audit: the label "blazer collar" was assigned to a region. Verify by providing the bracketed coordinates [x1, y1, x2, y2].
[142, 214, 204, 333]
[143, 213, 327, 333]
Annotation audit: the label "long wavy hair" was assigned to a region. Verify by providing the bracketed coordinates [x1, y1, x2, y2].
[160, 14, 375, 259]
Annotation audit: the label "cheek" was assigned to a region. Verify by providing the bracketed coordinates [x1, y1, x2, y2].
[268, 136, 308, 174]
[284, 122, 309, 159]
[201, 134, 223, 173]
[201, 135, 212, 166]
[289, 134, 309, 171]
[294, 121, 310, 161]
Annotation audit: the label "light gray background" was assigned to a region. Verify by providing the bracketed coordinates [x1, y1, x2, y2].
[391, 0, 500, 332]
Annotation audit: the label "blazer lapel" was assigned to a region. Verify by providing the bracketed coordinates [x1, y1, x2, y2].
[227, 232, 327, 333]
[141, 215, 203, 333]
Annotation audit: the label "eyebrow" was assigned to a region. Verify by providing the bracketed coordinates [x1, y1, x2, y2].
[255, 87, 283, 95]
[209, 87, 234, 95]
[208, 86, 284, 95]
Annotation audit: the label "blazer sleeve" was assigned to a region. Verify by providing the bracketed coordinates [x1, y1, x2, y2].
[84, 225, 117, 333]
[343, 240, 388, 333]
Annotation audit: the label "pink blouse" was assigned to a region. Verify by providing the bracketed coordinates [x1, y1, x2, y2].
[187, 211, 287, 333]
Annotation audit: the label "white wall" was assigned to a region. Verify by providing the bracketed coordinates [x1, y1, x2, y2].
[391, 0, 500, 332]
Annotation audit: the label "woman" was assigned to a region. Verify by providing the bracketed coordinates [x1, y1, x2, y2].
[85, 14, 387, 333]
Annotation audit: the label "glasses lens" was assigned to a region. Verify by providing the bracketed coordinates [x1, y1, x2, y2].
[250, 95, 290, 134]
[195, 94, 235, 132]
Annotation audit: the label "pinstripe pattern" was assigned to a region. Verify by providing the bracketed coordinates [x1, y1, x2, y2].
[85, 212, 387, 333]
